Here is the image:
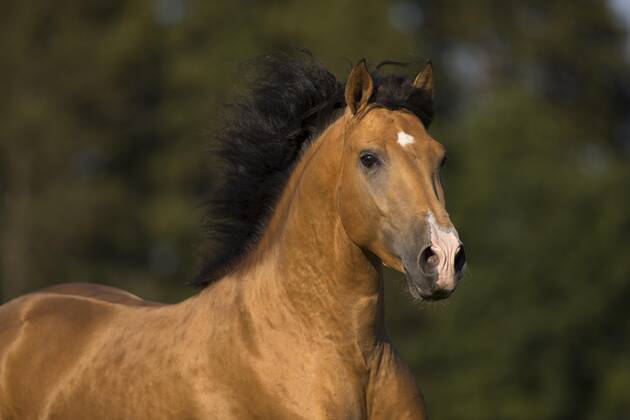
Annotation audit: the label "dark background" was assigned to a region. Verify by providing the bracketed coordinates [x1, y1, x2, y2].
[2, 1, 630, 419]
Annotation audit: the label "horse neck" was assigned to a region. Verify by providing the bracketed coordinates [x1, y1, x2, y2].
[222, 115, 386, 355]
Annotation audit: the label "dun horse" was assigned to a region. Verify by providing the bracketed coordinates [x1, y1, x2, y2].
[0, 53, 466, 419]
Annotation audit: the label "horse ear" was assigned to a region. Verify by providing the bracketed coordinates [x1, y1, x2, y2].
[345, 59, 374, 115]
[412, 60, 434, 98]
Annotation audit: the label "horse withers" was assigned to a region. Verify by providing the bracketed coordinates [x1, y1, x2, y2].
[0, 53, 465, 419]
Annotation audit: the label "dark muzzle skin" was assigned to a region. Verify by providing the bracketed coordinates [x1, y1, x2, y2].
[400, 216, 466, 301]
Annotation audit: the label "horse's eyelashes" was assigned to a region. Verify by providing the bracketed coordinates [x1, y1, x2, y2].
[440, 154, 449, 168]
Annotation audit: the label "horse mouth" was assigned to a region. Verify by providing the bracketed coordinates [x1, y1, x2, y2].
[405, 274, 456, 301]
[420, 288, 452, 301]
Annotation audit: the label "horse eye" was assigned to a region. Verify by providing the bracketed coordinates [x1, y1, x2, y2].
[360, 152, 379, 169]
[440, 154, 449, 169]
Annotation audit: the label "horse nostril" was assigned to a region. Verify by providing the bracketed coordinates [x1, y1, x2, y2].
[418, 246, 439, 275]
[454, 244, 466, 273]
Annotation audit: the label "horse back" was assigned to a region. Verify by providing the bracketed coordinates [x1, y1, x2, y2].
[35, 282, 161, 307]
[0, 283, 160, 418]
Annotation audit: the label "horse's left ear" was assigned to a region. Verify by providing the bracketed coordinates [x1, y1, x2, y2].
[412, 60, 434, 98]
[345, 59, 374, 115]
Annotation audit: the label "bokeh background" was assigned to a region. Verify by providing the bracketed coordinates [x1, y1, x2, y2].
[2, 1, 630, 419]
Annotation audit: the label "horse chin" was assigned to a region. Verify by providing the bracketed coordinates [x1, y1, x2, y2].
[405, 273, 455, 301]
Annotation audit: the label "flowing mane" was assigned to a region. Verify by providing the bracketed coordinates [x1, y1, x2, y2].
[195, 52, 434, 286]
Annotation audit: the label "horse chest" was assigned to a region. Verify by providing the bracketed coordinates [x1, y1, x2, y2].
[188, 342, 370, 419]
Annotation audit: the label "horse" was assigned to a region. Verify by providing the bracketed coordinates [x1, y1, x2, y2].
[0, 53, 466, 419]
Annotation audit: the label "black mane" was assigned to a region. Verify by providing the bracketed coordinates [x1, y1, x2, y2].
[195, 52, 434, 286]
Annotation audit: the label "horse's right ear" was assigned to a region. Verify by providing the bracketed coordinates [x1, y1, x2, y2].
[412, 60, 434, 98]
[345, 59, 374, 115]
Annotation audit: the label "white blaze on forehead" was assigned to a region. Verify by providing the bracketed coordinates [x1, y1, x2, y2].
[397, 131, 415, 147]
[426, 211, 462, 289]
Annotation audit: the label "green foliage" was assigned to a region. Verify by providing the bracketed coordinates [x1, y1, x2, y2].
[1, 0, 629, 418]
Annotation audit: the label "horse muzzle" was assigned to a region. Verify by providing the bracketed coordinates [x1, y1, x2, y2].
[402, 228, 466, 301]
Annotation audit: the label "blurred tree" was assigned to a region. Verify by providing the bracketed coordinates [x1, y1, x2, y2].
[0, 1, 175, 300]
[0, 0, 628, 419]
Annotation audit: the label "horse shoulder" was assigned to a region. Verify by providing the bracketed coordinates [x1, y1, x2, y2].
[366, 341, 428, 420]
